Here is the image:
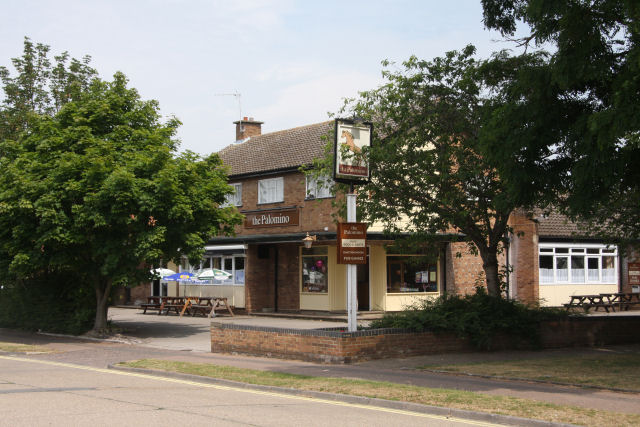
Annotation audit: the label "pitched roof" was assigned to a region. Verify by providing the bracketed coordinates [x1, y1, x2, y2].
[536, 210, 590, 238]
[218, 121, 333, 177]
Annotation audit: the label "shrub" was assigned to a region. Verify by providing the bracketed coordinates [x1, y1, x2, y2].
[0, 271, 95, 335]
[369, 287, 569, 350]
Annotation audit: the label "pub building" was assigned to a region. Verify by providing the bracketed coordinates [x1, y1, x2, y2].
[186, 118, 445, 314]
[118, 118, 638, 311]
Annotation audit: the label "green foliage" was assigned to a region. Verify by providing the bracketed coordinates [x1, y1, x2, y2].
[0, 39, 243, 332]
[0, 37, 96, 142]
[315, 47, 542, 296]
[369, 287, 569, 350]
[480, 0, 640, 244]
[0, 272, 95, 335]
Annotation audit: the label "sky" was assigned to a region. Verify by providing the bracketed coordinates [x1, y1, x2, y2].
[1, 0, 521, 155]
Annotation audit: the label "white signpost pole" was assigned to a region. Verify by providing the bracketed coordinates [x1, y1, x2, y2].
[346, 192, 358, 332]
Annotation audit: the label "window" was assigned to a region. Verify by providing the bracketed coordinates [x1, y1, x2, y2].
[186, 255, 246, 286]
[387, 256, 438, 293]
[223, 183, 242, 207]
[301, 246, 328, 293]
[258, 177, 283, 204]
[538, 244, 617, 285]
[305, 175, 334, 199]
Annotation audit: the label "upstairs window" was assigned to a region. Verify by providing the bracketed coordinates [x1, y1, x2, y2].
[258, 177, 283, 204]
[306, 175, 334, 199]
[223, 183, 242, 207]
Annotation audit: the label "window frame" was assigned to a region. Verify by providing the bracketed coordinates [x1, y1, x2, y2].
[258, 177, 284, 204]
[305, 175, 334, 200]
[386, 254, 439, 294]
[223, 183, 242, 207]
[300, 246, 329, 294]
[538, 243, 617, 285]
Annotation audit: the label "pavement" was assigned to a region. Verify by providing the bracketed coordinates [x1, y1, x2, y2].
[1, 306, 639, 422]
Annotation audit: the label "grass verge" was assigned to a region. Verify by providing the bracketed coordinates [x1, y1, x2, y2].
[119, 359, 640, 427]
[0, 341, 55, 354]
[421, 353, 640, 391]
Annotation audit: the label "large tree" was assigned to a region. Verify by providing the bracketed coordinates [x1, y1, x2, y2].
[330, 46, 539, 296]
[479, 0, 640, 242]
[0, 41, 242, 331]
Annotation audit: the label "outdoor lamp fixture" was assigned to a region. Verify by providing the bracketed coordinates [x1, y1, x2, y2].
[302, 232, 317, 249]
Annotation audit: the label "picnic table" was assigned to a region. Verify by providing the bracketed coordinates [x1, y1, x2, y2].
[139, 296, 234, 317]
[564, 292, 640, 313]
[180, 296, 234, 318]
[564, 294, 615, 312]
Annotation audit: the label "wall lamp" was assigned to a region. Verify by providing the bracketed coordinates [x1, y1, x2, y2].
[302, 232, 317, 249]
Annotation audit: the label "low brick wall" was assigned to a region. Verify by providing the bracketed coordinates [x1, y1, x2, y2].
[211, 316, 640, 364]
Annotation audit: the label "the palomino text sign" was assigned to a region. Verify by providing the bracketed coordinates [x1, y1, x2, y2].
[244, 208, 300, 228]
[337, 222, 367, 264]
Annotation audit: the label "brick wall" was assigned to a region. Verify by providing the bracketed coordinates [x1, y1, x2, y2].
[620, 247, 640, 294]
[244, 243, 300, 313]
[211, 316, 640, 364]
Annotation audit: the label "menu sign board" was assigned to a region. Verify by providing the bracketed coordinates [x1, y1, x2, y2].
[244, 207, 299, 228]
[337, 222, 367, 264]
[334, 118, 372, 184]
[629, 263, 640, 285]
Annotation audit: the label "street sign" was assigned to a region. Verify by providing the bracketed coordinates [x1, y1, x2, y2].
[337, 222, 367, 264]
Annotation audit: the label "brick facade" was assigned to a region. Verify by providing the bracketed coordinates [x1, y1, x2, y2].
[231, 171, 336, 237]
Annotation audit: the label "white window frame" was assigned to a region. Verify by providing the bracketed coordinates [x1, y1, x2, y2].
[186, 255, 246, 286]
[258, 177, 284, 204]
[305, 175, 334, 199]
[223, 183, 242, 207]
[538, 243, 618, 285]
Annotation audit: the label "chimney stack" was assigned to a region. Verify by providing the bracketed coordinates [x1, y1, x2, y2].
[234, 116, 263, 142]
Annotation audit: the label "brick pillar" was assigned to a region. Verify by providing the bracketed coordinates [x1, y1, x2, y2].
[508, 209, 539, 304]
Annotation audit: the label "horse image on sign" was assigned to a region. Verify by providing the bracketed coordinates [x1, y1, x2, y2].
[334, 119, 372, 183]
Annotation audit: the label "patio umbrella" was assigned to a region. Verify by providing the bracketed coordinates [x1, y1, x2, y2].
[197, 268, 232, 280]
[150, 268, 176, 279]
[162, 272, 201, 281]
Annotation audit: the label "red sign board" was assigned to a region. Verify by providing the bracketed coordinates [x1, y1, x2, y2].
[629, 263, 640, 285]
[337, 222, 367, 264]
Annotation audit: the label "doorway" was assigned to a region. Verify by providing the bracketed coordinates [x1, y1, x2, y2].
[357, 259, 370, 311]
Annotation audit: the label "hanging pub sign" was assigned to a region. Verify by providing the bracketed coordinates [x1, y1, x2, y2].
[337, 222, 367, 264]
[333, 118, 373, 184]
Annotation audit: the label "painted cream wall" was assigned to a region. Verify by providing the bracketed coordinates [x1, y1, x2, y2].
[539, 284, 617, 307]
[369, 244, 387, 311]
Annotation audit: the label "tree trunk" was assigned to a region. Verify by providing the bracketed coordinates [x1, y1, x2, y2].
[93, 278, 112, 332]
[481, 250, 501, 297]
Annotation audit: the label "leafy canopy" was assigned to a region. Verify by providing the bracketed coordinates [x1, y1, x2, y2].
[480, 0, 640, 243]
[320, 46, 541, 296]
[0, 40, 242, 331]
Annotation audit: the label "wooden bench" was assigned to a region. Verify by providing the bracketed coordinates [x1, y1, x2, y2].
[140, 297, 164, 314]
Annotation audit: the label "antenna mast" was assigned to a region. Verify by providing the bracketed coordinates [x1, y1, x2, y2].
[215, 91, 242, 130]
